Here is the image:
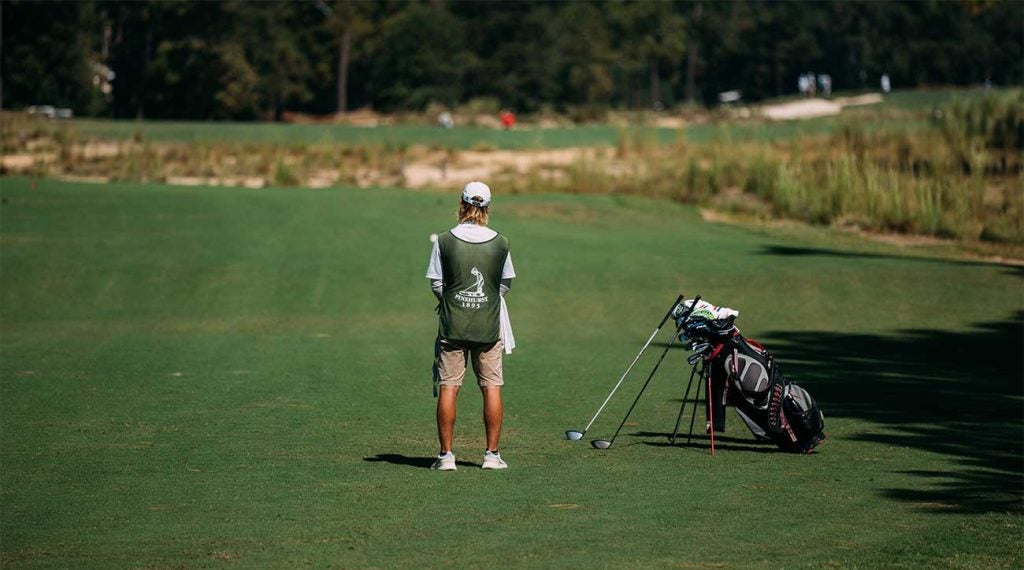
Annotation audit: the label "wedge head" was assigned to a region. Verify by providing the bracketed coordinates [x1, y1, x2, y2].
[591, 439, 612, 450]
[565, 430, 584, 441]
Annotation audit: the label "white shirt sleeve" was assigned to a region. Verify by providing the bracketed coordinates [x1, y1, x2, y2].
[502, 252, 516, 279]
[425, 240, 442, 280]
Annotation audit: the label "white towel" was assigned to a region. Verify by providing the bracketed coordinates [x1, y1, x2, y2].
[499, 297, 515, 354]
[685, 299, 739, 320]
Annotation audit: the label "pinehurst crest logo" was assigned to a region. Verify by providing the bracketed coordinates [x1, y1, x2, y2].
[455, 267, 488, 309]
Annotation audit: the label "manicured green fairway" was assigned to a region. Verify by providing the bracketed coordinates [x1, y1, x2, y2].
[47, 88, 1007, 150]
[1, 177, 1021, 568]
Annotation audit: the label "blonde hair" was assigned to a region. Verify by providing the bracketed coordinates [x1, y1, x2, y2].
[458, 200, 489, 226]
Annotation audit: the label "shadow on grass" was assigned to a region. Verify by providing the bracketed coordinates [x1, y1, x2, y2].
[363, 454, 478, 469]
[647, 308, 1022, 513]
[756, 311, 1024, 514]
[761, 245, 1024, 277]
[637, 431, 779, 454]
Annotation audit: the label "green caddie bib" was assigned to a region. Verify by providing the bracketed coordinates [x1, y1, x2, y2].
[437, 231, 509, 343]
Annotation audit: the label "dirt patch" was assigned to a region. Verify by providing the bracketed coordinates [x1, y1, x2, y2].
[164, 175, 265, 188]
[833, 93, 884, 107]
[654, 117, 687, 128]
[759, 94, 883, 121]
[307, 170, 340, 188]
[59, 174, 111, 184]
[78, 141, 125, 159]
[2, 153, 53, 169]
[761, 99, 843, 120]
[403, 147, 595, 189]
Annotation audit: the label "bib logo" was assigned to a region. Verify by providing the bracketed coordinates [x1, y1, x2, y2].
[455, 267, 488, 309]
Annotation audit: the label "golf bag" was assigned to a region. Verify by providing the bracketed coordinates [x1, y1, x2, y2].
[680, 309, 825, 453]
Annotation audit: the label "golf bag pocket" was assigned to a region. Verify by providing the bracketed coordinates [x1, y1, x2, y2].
[781, 384, 825, 451]
[723, 344, 772, 408]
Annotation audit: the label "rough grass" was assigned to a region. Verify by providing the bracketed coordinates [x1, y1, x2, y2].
[1, 178, 1021, 568]
[4, 89, 1020, 250]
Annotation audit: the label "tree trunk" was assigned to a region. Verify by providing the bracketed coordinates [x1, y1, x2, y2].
[685, 2, 702, 104]
[139, 28, 152, 119]
[337, 25, 351, 116]
[650, 61, 661, 108]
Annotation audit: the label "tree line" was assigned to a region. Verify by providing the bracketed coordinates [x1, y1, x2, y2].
[2, 0, 1021, 121]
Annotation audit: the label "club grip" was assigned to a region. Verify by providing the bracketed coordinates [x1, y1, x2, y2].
[659, 294, 686, 328]
[676, 295, 702, 327]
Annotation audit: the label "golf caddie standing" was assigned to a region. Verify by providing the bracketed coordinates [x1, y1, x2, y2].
[426, 181, 516, 470]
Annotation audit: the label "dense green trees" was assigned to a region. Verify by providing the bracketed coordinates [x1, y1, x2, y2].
[2, 0, 1020, 120]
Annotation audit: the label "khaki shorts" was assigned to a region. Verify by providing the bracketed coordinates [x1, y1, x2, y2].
[434, 337, 504, 388]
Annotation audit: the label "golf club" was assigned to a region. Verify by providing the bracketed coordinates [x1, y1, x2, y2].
[591, 296, 701, 449]
[565, 294, 684, 441]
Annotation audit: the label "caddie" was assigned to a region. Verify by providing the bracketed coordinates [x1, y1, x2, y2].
[425, 181, 516, 470]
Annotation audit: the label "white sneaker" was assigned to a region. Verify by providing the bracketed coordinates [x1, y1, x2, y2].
[482, 450, 508, 470]
[431, 452, 456, 471]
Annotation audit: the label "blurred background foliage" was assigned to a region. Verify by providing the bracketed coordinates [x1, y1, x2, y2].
[2, 0, 1021, 120]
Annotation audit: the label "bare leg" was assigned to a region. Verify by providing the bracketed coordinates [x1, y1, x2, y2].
[481, 386, 503, 452]
[437, 386, 460, 454]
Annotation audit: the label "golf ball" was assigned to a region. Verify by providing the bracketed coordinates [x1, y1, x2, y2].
[429, 233, 438, 243]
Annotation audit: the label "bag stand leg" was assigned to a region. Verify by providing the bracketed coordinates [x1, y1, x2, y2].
[707, 372, 716, 456]
[670, 364, 700, 445]
[686, 364, 705, 445]
[672, 362, 715, 456]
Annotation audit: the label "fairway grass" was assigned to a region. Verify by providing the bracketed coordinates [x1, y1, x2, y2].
[1, 178, 1021, 568]
[60, 116, 841, 148]
[35, 88, 1005, 150]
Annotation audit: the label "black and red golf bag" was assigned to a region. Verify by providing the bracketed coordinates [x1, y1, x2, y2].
[679, 313, 825, 453]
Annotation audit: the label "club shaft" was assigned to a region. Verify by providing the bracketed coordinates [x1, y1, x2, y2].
[604, 325, 682, 446]
[579, 294, 683, 434]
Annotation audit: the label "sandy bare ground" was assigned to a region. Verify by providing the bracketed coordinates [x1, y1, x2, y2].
[403, 148, 595, 189]
[2, 153, 55, 169]
[164, 176, 265, 188]
[759, 93, 884, 120]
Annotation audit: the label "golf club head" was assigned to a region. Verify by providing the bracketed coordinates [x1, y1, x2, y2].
[687, 353, 703, 366]
[591, 439, 612, 450]
[565, 430, 584, 441]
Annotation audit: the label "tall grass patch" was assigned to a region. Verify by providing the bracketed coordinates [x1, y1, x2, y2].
[502, 92, 1023, 245]
[3, 90, 1021, 248]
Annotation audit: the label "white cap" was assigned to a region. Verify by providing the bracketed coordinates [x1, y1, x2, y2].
[461, 181, 491, 207]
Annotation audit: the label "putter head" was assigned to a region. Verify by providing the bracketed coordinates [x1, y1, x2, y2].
[591, 439, 612, 450]
[565, 430, 584, 441]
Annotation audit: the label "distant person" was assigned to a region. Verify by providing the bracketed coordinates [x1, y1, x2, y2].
[808, 73, 817, 97]
[500, 110, 516, 129]
[881, 73, 891, 93]
[798, 74, 809, 97]
[437, 111, 454, 129]
[425, 181, 516, 471]
[820, 74, 832, 98]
